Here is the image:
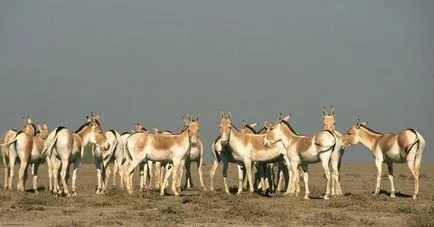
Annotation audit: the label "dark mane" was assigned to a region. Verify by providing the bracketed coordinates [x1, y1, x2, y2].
[242, 124, 257, 133]
[75, 122, 90, 134]
[256, 127, 267, 134]
[230, 123, 240, 132]
[121, 131, 131, 135]
[280, 120, 299, 136]
[359, 124, 382, 135]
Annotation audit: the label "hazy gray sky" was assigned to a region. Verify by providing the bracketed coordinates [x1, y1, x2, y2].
[1, 1, 433, 162]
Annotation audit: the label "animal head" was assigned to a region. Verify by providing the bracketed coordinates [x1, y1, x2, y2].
[346, 119, 367, 145]
[263, 113, 290, 147]
[184, 113, 200, 145]
[37, 122, 49, 140]
[80, 113, 107, 146]
[322, 106, 336, 131]
[219, 111, 232, 145]
[21, 116, 36, 136]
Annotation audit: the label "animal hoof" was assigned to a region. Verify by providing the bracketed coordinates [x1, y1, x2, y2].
[304, 195, 310, 200]
[390, 193, 396, 198]
[34, 190, 39, 194]
[72, 192, 77, 197]
[96, 190, 101, 194]
[413, 195, 418, 200]
[324, 196, 329, 200]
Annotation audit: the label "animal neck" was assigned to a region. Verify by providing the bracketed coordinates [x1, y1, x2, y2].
[228, 127, 242, 147]
[358, 127, 381, 151]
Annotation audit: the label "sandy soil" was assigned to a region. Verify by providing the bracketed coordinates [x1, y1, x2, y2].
[0, 162, 433, 226]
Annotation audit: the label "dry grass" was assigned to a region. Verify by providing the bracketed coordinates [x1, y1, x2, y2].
[0, 163, 433, 226]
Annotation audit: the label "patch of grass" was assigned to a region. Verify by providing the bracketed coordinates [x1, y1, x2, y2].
[408, 206, 434, 227]
[304, 211, 355, 226]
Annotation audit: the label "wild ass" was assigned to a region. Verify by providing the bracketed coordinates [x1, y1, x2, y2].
[322, 106, 347, 196]
[42, 114, 108, 196]
[209, 120, 262, 193]
[263, 114, 341, 200]
[92, 127, 124, 194]
[1, 117, 36, 189]
[124, 114, 200, 196]
[0, 118, 39, 191]
[153, 117, 206, 191]
[218, 112, 290, 194]
[346, 119, 426, 200]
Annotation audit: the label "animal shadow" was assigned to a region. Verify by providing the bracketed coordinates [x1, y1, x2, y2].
[24, 186, 46, 193]
[378, 189, 412, 198]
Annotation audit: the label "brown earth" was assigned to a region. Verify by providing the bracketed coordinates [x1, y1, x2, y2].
[0, 162, 433, 226]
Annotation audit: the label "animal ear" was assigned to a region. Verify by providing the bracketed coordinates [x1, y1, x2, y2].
[250, 123, 257, 128]
[283, 115, 290, 122]
[220, 111, 225, 120]
[264, 121, 271, 129]
[227, 112, 232, 120]
[37, 123, 42, 131]
[356, 118, 360, 127]
[241, 120, 246, 128]
[195, 112, 199, 122]
[94, 113, 103, 121]
[330, 106, 336, 116]
[43, 122, 48, 129]
[322, 107, 327, 116]
[153, 128, 159, 133]
[278, 113, 283, 121]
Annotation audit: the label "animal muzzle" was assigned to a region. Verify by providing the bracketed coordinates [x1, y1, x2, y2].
[190, 136, 198, 145]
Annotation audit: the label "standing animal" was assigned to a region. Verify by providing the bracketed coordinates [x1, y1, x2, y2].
[263, 113, 342, 200]
[124, 114, 200, 196]
[0, 117, 38, 191]
[42, 113, 108, 196]
[218, 112, 291, 194]
[346, 119, 425, 200]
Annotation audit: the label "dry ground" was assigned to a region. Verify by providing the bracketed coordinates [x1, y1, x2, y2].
[0, 162, 433, 226]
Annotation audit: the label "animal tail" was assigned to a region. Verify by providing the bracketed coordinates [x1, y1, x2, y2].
[0, 137, 18, 147]
[211, 143, 221, 163]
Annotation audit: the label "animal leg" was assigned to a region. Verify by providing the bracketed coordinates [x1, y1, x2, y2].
[71, 159, 80, 196]
[60, 160, 70, 196]
[373, 158, 382, 196]
[387, 163, 395, 198]
[321, 159, 331, 200]
[300, 165, 309, 200]
[209, 159, 219, 191]
[236, 165, 244, 194]
[32, 163, 40, 194]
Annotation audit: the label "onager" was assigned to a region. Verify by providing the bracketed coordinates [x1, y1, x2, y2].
[209, 119, 262, 194]
[92, 128, 124, 194]
[0, 118, 39, 191]
[1, 117, 36, 189]
[43, 114, 108, 196]
[124, 114, 200, 196]
[346, 119, 426, 200]
[263, 114, 341, 200]
[322, 106, 346, 196]
[218, 112, 290, 194]
[154, 115, 206, 191]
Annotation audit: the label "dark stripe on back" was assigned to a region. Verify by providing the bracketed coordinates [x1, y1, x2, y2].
[121, 131, 131, 136]
[406, 128, 417, 136]
[109, 129, 116, 136]
[75, 122, 90, 134]
[55, 126, 67, 136]
[359, 124, 382, 135]
[243, 124, 257, 133]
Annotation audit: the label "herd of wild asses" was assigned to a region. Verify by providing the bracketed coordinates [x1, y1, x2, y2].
[0, 107, 426, 200]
